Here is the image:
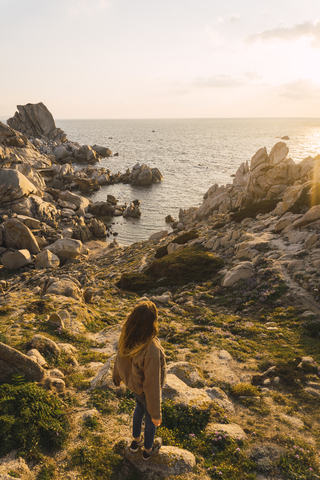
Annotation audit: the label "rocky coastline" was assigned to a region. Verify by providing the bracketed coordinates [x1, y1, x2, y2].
[0, 107, 320, 480]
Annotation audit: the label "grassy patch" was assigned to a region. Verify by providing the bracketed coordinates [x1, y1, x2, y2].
[0, 382, 69, 459]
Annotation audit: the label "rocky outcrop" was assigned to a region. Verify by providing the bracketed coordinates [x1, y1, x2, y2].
[7, 102, 67, 142]
[125, 446, 196, 476]
[130, 163, 163, 186]
[3, 218, 40, 254]
[0, 169, 38, 205]
[0, 341, 46, 382]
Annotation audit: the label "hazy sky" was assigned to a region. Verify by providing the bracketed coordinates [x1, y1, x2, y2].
[2, 0, 320, 118]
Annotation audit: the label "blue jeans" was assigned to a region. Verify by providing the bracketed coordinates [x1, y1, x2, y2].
[132, 393, 156, 450]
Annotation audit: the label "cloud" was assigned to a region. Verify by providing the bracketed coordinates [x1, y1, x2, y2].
[280, 78, 320, 99]
[68, 0, 111, 16]
[247, 21, 320, 48]
[194, 74, 245, 88]
[229, 14, 241, 22]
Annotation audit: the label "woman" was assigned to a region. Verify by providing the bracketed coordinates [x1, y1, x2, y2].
[112, 300, 167, 460]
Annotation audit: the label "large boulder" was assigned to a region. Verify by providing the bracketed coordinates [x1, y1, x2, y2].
[0, 342, 46, 382]
[35, 250, 60, 269]
[162, 374, 213, 410]
[222, 262, 254, 287]
[45, 278, 82, 301]
[59, 191, 91, 211]
[3, 218, 40, 254]
[125, 446, 196, 476]
[45, 238, 82, 265]
[0, 169, 37, 204]
[92, 145, 112, 157]
[7, 102, 67, 142]
[167, 362, 206, 388]
[1, 249, 32, 269]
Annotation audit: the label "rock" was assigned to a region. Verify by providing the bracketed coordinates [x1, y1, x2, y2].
[0, 341, 46, 382]
[222, 262, 254, 287]
[35, 250, 60, 269]
[150, 293, 172, 304]
[90, 355, 116, 390]
[89, 201, 115, 216]
[50, 377, 65, 392]
[3, 218, 40, 254]
[292, 205, 320, 228]
[274, 213, 302, 232]
[0, 169, 37, 205]
[27, 348, 48, 367]
[92, 145, 112, 157]
[53, 145, 70, 160]
[7, 102, 67, 142]
[280, 414, 304, 428]
[205, 387, 235, 413]
[16, 215, 41, 229]
[162, 374, 213, 410]
[49, 368, 65, 379]
[45, 238, 82, 264]
[46, 278, 82, 300]
[165, 215, 175, 223]
[249, 443, 287, 474]
[269, 142, 289, 166]
[218, 350, 233, 360]
[74, 145, 100, 163]
[149, 230, 168, 241]
[125, 446, 196, 475]
[0, 457, 31, 480]
[167, 362, 205, 387]
[123, 202, 141, 218]
[26, 334, 61, 357]
[48, 311, 67, 328]
[206, 422, 247, 439]
[59, 191, 91, 211]
[1, 249, 32, 269]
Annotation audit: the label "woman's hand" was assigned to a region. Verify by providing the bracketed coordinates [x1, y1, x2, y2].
[152, 418, 162, 427]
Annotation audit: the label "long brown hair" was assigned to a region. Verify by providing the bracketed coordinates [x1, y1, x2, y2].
[118, 301, 158, 358]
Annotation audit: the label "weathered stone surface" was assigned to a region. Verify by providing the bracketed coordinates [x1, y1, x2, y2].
[1, 249, 32, 269]
[7, 102, 67, 142]
[206, 422, 247, 439]
[292, 205, 320, 228]
[90, 355, 116, 390]
[27, 348, 48, 367]
[167, 362, 205, 387]
[46, 278, 82, 300]
[26, 334, 61, 356]
[89, 201, 115, 216]
[16, 215, 41, 229]
[0, 169, 37, 204]
[125, 446, 196, 475]
[45, 238, 82, 264]
[35, 250, 60, 269]
[0, 341, 45, 382]
[59, 191, 91, 211]
[205, 387, 235, 413]
[162, 374, 213, 410]
[123, 202, 141, 218]
[222, 262, 254, 287]
[149, 230, 168, 241]
[269, 141, 289, 166]
[3, 218, 40, 254]
[92, 145, 112, 157]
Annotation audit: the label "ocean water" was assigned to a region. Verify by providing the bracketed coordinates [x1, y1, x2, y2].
[56, 118, 320, 245]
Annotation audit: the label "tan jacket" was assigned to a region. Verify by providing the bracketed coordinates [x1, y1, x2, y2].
[112, 338, 166, 420]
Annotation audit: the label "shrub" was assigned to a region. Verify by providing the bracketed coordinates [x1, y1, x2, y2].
[155, 230, 199, 260]
[0, 382, 69, 458]
[162, 400, 211, 438]
[145, 246, 224, 285]
[231, 383, 260, 398]
[116, 272, 156, 292]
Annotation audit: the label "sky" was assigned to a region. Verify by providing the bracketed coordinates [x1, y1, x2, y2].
[1, 0, 320, 119]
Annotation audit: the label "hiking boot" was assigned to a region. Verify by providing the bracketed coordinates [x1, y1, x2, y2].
[130, 436, 144, 452]
[142, 438, 162, 460]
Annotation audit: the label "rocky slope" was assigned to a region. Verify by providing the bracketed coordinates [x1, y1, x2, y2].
[0, 116, 320, 480]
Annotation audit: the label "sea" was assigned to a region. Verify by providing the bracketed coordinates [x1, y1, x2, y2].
[56, 118, 320, 246]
